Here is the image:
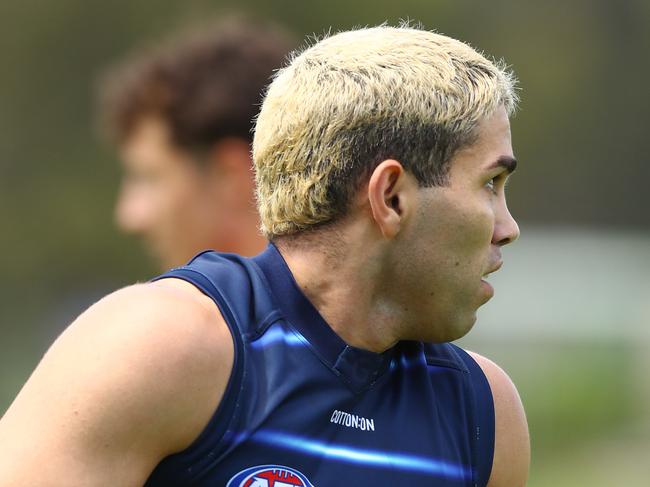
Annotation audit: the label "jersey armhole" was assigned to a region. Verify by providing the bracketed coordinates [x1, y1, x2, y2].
[450, 345, 496, 487]
[145, 268, 246, 485]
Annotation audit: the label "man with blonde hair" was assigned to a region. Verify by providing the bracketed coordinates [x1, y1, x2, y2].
[0, 25, 529, 486]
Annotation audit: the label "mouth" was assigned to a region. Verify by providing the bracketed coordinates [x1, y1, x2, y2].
[482, 261, 503, 280]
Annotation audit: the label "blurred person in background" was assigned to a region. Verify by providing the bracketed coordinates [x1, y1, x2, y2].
[98, 17, 294, 269]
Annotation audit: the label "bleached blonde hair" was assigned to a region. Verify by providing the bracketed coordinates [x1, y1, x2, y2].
[253, 25, 518, 239]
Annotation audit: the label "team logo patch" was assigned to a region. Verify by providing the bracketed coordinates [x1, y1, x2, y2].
[227, 465, 314, 487]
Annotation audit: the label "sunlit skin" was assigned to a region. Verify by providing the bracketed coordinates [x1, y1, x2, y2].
[116, 117, 266, 270]
[282, 106, 519, 351]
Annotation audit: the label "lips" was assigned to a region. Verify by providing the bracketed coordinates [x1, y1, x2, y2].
[482, 260, 503, 278]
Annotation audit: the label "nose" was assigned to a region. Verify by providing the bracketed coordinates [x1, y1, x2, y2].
[492, 201, 520, 247]
[114, 183, 154, 235]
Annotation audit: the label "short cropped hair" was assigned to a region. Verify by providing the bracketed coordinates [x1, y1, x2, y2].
[253, 25, 518, 239]
[98, 17, 294, 151]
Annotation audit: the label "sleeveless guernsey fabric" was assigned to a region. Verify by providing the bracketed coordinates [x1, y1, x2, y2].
[145, 244, 495, 487]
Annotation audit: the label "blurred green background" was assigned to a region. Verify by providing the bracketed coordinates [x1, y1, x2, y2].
[1, 0, 648, 485]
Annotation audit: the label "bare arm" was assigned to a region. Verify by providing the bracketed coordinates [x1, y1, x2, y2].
[469, 352, 530, 487]
[0, 279, 233, 487]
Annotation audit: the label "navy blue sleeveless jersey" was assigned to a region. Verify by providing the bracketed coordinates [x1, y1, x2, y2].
[145, 244, 495, 487]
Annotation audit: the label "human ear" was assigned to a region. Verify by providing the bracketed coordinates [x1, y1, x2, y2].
[367, 160, 409, 239]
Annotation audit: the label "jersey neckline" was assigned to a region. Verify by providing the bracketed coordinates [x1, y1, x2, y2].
[252, 243, 394, 392]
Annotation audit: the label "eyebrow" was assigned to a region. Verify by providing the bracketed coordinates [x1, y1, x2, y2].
[488, 156, 518, 174]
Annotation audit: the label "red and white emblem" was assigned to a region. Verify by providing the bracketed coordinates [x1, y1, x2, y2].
[227, 465, 314, 487]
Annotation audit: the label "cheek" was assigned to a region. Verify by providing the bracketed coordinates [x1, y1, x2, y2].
[445, 202, 494, 260]
[162, 169, 203, 214]
[437, 205, 494, 301]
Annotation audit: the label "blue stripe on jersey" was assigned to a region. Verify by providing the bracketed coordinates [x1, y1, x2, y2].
[242, 429, 473, 481]
[250, 325, 307, 348]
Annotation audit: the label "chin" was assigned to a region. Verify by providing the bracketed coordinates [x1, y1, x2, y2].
[447, 312, 478, 342]
[422, 313, 477, 344]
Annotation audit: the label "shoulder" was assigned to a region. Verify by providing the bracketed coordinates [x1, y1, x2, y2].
[77, 277, 231, 361]
[56, 278, 234, 451]
[467, 351, 530, 487]
[0, 279, 233, 484]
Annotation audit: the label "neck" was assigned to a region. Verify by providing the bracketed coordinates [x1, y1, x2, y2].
[277, 225, 405, 353]
[215, 208, 267, 257]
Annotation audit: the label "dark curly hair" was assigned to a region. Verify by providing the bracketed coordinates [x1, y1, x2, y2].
[98, 16, 294, 151]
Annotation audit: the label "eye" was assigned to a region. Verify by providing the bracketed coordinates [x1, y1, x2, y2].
[485, 177, 498, 195]
[485, 172, 512, 196]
